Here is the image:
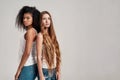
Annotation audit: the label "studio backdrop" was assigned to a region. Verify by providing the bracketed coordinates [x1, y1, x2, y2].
[0, 0, 120, 80]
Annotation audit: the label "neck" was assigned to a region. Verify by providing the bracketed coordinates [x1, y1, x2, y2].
[26, 25, 33, 30]
[42, 27, 49, 35]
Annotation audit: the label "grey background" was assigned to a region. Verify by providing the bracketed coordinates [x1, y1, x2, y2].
[0, 0, 120, 80]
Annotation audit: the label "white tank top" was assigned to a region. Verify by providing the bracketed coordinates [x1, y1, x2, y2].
[18, 29, 37, 66]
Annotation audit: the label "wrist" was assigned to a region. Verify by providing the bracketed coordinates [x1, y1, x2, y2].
[39, 74, 44, 77]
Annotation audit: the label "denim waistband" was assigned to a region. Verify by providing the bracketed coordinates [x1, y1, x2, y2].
[42, 68, 56, 78]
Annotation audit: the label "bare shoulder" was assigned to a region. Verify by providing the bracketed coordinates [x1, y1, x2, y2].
[37, 32, 43, 38]
[25, 28, 36, 40]
[27, 28, 36, 35]
[37, 32, 43, 41]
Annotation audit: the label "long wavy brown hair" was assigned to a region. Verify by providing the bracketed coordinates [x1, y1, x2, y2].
[40, 11, 61, 71]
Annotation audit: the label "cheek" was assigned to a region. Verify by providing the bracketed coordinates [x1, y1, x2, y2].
[48, 20, 51, 24]
[29, 19, 33, 24]
[42, 21, 45, 25]
[41, 22, 44, 26]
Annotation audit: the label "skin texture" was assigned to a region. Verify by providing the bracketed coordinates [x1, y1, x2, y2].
[15, 13, 36, 80]
[41, 13, 50, 28]
[23, 13, 33, 27]
[36, 33, 45, 80]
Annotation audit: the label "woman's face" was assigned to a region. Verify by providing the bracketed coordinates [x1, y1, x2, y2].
[41, 13, 51, 28]
[23, 13, 33, 27]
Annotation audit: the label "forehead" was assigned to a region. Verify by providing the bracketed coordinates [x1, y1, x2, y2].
[24, 13, 32, 17]
[42, 13, 50, 18]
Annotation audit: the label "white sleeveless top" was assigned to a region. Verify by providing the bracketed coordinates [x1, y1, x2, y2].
[18, 29, 37, 66]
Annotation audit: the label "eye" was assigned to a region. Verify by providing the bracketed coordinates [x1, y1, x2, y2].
[48, 17, 50, 20]
[42, 18, 46, 20]
[26, 17, 30, 19]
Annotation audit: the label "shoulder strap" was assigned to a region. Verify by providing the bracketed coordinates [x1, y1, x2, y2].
[32, 28, 37, 35]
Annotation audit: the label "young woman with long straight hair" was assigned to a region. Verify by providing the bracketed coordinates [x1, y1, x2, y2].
[36, 11, 61, 80]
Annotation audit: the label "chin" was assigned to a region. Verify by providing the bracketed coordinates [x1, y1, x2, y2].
[24, 24, 29, 26]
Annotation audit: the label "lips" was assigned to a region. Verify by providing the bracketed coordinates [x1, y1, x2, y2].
[23, 22, 27, 24]
[46, 23, 49, 25]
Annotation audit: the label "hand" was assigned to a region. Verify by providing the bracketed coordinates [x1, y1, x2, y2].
[39, 75, 45, 80]
[56, 72, 61, 80]
[15, 70, 21, 80]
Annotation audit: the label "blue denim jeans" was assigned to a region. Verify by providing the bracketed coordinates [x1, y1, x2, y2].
[18, 64, 38, 80]
[38, 68, 56, 80]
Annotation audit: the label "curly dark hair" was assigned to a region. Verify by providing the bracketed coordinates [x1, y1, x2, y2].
[16, 6, 40, 33]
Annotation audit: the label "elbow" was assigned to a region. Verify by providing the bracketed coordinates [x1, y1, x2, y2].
[24, 51, 30, 57]
[37, 56, 42, 62]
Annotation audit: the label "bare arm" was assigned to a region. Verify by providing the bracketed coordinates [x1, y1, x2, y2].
[56, 65, 61, 80]
[15, 29, 36, 79]
[56, 53, 61, 80]
[36, 33, 44, 79]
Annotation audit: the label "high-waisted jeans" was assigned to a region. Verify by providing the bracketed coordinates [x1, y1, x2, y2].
[38, 68, 56, 80]
[18, 64, 38, 80]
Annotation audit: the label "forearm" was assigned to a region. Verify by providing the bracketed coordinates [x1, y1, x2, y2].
[17, 52, 30, 71]
[56, 63, 61, 72]
[56, 66, 61, 80]
[37, 58, 44, 77]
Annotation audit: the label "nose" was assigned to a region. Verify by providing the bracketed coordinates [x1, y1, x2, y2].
[46, 19, 49, 23]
